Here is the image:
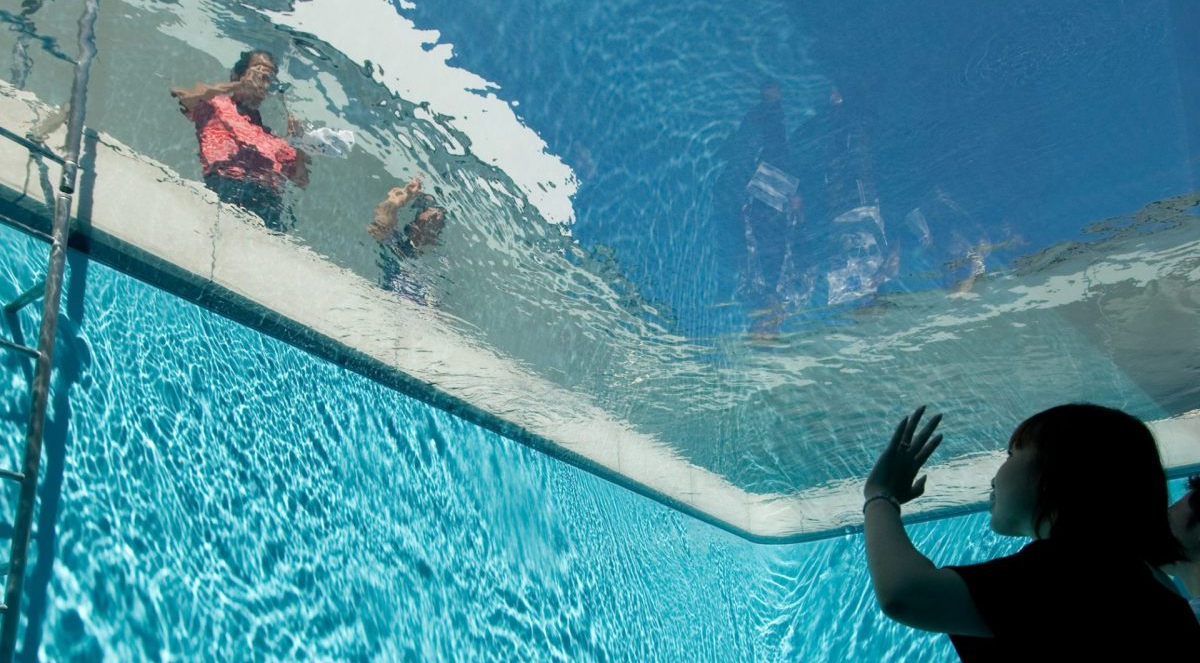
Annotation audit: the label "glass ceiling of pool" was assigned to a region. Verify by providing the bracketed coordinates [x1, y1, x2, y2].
[2, 0, 1197, 522]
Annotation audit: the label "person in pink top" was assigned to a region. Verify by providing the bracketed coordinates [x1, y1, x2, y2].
[171, 50, 309, 231]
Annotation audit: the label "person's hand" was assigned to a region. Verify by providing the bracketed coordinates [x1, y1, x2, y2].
[383, 186, 409, 208]
[379, 177, 423, 210]
[245, 66, 273, 89]
[230, 73, 258, 96]
[229, 67, 273, 105]
[864, 406, 944, 502]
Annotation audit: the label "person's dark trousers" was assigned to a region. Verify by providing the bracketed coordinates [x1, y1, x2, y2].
[204, 173, 288, 231]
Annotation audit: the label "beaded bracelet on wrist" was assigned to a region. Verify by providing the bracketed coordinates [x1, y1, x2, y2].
[863, 493, 901, 515]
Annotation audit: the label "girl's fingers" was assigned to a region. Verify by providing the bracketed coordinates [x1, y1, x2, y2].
[888, 416, 907, 455]
[903, 406, 926, 443]
[914, 434, 943, 466]
[915, 413, 942, 446]
[912, 475, 928, 498]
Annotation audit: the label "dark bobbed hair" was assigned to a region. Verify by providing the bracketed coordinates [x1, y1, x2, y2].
[1011, 403, 1184, 566]
[410, 192, 437, 213]
[231, 49, 276, 81]
[402, 195, 446, 244]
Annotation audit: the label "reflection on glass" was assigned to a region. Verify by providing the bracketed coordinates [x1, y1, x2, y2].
[0, 0, 1195, 519]
[171, 49, 309, 232]
[369, 176, 446, 306]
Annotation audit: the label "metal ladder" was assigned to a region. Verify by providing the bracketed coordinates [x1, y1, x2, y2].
[0, 1, 98, 660]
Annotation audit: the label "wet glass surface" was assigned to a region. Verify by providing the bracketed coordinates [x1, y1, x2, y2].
[0, 0, 1196, 504]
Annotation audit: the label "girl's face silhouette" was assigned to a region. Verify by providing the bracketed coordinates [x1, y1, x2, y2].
[989, 443, 1040, 538]
[1168, 485, 1199, 559]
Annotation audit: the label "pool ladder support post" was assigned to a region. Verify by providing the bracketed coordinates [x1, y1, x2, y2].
[0, 0, 99, 660]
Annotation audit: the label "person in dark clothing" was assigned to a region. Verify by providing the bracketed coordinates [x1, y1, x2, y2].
[171, 50, 310, 231]
[803, 86, 896, 306]
[715, 82, 822, 329]
[367, 176, 446, 304]
[1164, 474, 1200, 621]
[716, 81, 792, 209]
[861, 404, 1200, 661]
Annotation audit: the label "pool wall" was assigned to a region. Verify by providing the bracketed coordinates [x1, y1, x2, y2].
[0, 219, 1034, 662]
[3, 83, 1195, 547]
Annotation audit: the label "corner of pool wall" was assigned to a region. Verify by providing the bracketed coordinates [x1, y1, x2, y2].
[2, 78, 1199, 544]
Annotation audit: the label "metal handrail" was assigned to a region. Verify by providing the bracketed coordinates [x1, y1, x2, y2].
[0, 1, 99, 660]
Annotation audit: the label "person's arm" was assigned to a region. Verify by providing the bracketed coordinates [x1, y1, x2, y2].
[368, 197, 401, 242]
[367, 178, 422, 241]
[289, 151, 311, 189]
[281, 113, 308, 187]
[170, 80, 241, 120]
[863, 407, 992, 636]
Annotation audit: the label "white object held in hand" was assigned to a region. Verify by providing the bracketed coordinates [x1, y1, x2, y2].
[291, 127, 355, 158]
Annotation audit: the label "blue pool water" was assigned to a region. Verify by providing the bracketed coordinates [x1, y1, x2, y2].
[2, 0, 1197, 511]
[406, 0, 1197, 333]
[0, 0, 1197, 659]
[0, 219, 1028, 662]
[0, 228, 1187, 660]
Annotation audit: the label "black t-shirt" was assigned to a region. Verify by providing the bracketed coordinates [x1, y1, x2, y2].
[948, 539, 1200, 661]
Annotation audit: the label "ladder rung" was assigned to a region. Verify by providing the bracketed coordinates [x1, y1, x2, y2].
[0, 605, 6, 613]
[0, 470, 23, 483]
[3, 279, 47, 315]
[0, 338, 38, 360]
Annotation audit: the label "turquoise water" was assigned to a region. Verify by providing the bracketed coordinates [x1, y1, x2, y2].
[1, 0, 1196, 522]
[0, 0, 1196, 658]
[0, 216, 1032, 661]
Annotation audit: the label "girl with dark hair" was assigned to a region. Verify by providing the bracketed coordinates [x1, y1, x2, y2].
[367, 176, 447, 305]
[862, 404, 1200, 660]
[1164, 475, 1200, 621]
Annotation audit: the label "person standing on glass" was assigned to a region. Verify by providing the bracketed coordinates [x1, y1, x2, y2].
[861, 404, 1200, 660]
[368, 176, 447, 305]
[171, 49, 310, 231]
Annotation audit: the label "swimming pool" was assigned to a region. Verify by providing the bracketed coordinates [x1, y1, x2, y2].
[0, 0, 1197, 659]
[3, 0, 1198, 540]
[0, 218, 1035, 662]
[0, 226, 1192, 659]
